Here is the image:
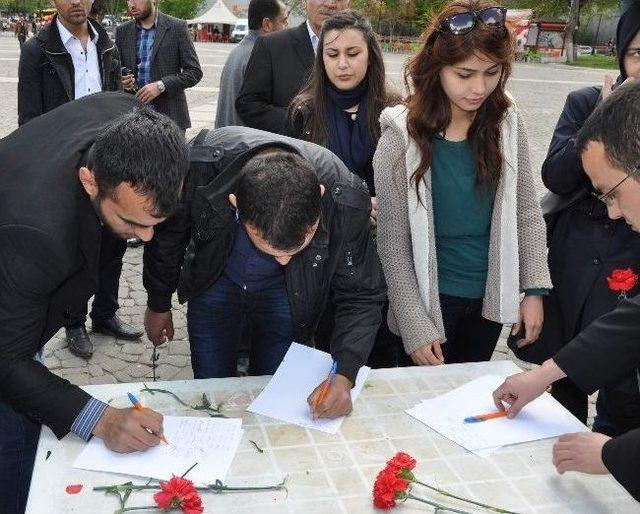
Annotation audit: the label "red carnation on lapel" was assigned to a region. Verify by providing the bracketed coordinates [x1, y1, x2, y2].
[607, 268, 638, 298]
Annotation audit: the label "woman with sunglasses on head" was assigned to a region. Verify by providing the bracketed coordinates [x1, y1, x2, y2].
[289, 10, 402, 367]
[530, 3, 640, 434]
[374, 1, 551, 367]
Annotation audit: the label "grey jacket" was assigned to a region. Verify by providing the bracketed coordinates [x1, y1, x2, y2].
[215, 30, 259, 128]
[115, 12, 202, 130]
[374, 106, 552, 355]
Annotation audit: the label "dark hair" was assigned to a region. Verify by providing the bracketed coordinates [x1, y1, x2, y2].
[87, 108, 188, 218]
[289, 9, 399, 144]
[248, 0, 283, 30]
[235, 149, 321, 251]
[576, 81, 640, 177]
[405, 0, 514, 200]
[616, 1, 640, 80]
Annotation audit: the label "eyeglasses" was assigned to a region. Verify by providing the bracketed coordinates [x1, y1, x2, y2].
[591, 174, 632, 206]
[439, 6, 507, 36]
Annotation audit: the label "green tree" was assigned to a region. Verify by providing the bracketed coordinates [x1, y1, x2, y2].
[0, 0, 49, 14]
[506, 0, 619, 63]
[158, 0, 206, 19]
[505, 0, 618, 18]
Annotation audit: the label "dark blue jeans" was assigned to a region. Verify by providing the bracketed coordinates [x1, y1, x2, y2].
[0, 399, 41, 514]
[187, 275, 294, 378]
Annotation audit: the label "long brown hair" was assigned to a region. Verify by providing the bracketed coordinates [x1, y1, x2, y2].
[289, 10, 399, 144]
[405, 1, 514, 199]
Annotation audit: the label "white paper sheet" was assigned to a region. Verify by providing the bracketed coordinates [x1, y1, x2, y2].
[247, 342, 370, 434]
[406, 375, 587, 452]
[73, 416, 244, 485]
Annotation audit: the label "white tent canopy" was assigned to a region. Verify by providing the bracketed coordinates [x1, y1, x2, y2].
[188, 0, 238, 25]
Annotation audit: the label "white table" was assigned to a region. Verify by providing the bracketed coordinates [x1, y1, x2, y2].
[26, 361, 637, 513]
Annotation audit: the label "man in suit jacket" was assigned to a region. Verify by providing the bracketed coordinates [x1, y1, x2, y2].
[0, 93, 188, 514]
[215, 0, 288, 128]
[116, 0, 202, 131]
[17, 2, 142, 360]
[235, 0, 349, 134]
[492, 82, 640, 502]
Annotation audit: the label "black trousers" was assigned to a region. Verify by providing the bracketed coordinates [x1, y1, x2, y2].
[65, 226, 127, 327]
[398, 294, 503, 366]
[551, 378, 588, 425]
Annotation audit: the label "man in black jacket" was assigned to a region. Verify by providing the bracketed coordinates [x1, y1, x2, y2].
[18, 4, 121, 124]
[0, 93, 188, 514]
[143, 127, 385, 419]
[235, 0, 349, 134]
[17, 1, 141, 359]
[493, 82, 640, 502]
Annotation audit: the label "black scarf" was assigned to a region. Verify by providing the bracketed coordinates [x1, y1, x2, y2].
[617, 2, 640, 80]
[325, 80, 375, 182]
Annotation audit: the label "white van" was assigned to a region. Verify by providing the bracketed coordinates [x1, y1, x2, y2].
[231, 18, 249, 42]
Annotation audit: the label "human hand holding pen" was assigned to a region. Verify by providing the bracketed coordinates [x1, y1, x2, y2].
[492, 359, 566, 418]
[128, 392, 168, 444]
[92, 405, 165, 453]
[307, 365, 353, 419]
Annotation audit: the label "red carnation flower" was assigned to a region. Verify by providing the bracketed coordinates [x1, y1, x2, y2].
[373, 467, 409, 509]
[607, 268, 638, 294]
[386, 452, 417, 473]
[153, 476, 203, 514]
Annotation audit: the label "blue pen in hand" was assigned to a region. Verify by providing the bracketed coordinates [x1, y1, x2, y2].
[127, 392, 168, 444]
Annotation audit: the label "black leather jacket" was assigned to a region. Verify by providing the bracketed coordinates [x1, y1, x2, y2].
[18, 15, 122, 126]
[143, 127, 386, 382]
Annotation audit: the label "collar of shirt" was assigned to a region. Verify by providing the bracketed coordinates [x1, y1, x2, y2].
[306, 19, 319, 55]
[56, 17, 98, 49]
[136, 13, 159, 31]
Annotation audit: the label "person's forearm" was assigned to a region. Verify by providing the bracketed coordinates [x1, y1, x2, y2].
[540, 358, 567, 385]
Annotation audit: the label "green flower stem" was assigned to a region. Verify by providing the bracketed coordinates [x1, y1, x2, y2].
[94, 483, 286, 494]
[413, 480, 522, 514]
[407, 493, 474, 514]
[140, 385, 225, 418]
[118, 506, 157, 513]
[204, 484, 286, 493]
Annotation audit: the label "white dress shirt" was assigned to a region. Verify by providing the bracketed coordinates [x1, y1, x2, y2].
[56, 18, 102, 99]
[306, 20, 319, 55]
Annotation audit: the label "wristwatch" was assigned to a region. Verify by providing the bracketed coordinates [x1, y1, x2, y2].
[156, 80, 166, 93]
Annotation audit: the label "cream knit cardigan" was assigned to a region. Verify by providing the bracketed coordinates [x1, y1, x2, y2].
[373, 102, 552, 355]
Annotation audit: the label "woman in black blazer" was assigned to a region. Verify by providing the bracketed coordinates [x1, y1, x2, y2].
[534, 3, 640, 434]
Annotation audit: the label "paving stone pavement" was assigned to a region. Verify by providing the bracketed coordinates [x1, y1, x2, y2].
[0, 34, 603, 422]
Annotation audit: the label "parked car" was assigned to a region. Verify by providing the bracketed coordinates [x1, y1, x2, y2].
[231, 18, 248, 42]
[577, 45, 593, 56]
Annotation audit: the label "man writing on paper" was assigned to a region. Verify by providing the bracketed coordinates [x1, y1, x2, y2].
[492, 82, 640, 502]
[0, 93, 188, 514]
[142, 127, 386, 419]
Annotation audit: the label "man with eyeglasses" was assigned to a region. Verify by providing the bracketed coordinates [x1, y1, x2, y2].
[492, 82, 640, 501]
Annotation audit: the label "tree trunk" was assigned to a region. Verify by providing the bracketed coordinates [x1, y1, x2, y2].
[565, 0, 580, 63]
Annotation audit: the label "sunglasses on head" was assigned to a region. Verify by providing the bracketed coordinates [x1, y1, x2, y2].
[439, 6, 507, 36]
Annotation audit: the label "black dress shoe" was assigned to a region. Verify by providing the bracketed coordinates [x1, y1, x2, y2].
[66, 326, 94, 359]
[92, 315, 143, 340]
